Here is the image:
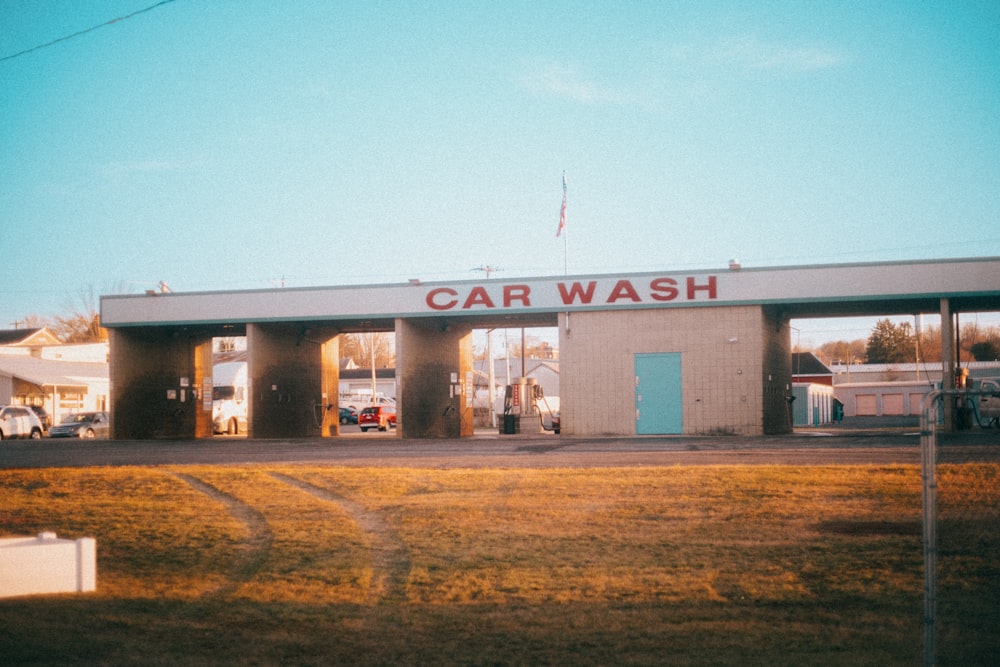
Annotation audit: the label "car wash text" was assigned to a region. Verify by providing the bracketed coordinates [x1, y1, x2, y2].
[425, 275, 719, 311]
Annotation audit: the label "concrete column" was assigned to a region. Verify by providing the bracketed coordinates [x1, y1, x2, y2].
[108, 327, 212, 439]
[193, 339, 214, 438]
[322, 336, 341, 436]
[396, 317, 474, 438]
[762, 306, 793, 435]
[940, 298, 955, 430]
[247, 323, 339, 438]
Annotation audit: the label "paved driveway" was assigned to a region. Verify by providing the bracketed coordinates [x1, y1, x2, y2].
[2, 429, 998, 470]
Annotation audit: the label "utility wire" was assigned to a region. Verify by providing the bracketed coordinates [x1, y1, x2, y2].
[0, 0, 177, 63]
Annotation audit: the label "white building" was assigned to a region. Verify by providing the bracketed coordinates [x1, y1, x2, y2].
[0, 329, 110, 424]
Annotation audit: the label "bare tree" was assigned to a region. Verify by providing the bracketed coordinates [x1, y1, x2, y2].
[49, 287, 107, 343]
[11, 314, 48, 330]
[340, 332, 395, 368]
[817, 339, 867, 365]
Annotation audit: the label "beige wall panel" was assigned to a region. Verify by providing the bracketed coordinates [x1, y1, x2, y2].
[559, 306, 775, 436]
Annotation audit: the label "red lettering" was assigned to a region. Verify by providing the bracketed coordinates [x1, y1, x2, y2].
[686, 276, 717, 300]
[607, 279, 641, 303]
[649, 277, 679, 301]
[503, 284, 531, 307]
[427, 287, 458, 310]
[557, 281, 597, 305]
[462, 286, 495, 309]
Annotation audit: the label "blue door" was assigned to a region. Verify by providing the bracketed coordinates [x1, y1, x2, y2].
[635, 353, 683, 434]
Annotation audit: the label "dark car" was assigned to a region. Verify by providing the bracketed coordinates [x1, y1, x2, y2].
[48, 411, 110, 439]
[28, 405, 51, 431]
[358, 404, 396, 432]
[339, 406, 358, 425]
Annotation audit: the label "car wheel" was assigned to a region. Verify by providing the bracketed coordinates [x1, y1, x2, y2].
[82, 429, 96, 439]
[340, 416, 348, 425]
[30, 429, 42, 440]
[361, 427, 368, 432]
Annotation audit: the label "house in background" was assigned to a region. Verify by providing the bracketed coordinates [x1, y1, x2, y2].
[338, 365, 397, 405]
[791, 352, 837, 426]
[0, 329, 110, 424]
[792, 352, 834, 386]
[0, 328, 61, 353]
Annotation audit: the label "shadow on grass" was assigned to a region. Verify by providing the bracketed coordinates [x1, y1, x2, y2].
[0, 595, 945, 666]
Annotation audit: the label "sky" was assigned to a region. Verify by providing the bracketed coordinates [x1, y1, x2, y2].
[2, 0, 999, 347]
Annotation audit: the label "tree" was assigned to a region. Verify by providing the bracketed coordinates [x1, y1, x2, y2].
[13, 314, 48, 330]
[340, 332, 395, 368]
[970, 340, 1000, 361]
[49, 287, 107, 343]
[915, 324, 941, 362]
[865, 319, 914, 364]
[478, 332, 557, 361]
[817, 339, 867, 364]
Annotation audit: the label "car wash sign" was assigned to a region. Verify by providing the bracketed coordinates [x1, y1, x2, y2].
[424, 275, 717, 312]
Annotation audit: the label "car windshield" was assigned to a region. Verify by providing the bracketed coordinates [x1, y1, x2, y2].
[62, 413, 96, 424]
[213, 386, 235, 400]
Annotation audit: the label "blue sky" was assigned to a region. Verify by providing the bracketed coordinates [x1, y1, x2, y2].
[2, 1, 998, 346]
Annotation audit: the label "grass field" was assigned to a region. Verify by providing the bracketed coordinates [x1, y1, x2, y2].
[1, 463, 998, 665]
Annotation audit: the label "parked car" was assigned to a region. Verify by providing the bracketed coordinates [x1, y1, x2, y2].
[339, 406, 358, 425]
[28, 405, 51, 431]
[0, 405, 44, 440]
[358, 404, 396, 432]
[48, 411, 110, 439]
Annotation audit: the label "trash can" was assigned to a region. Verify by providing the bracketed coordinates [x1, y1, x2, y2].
[501, 414, 517, 434]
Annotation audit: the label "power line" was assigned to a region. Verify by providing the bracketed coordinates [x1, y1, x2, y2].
[0, 0, 177, 63]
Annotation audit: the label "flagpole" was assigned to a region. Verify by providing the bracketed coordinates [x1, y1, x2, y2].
[563, 210, 568, 275]
[557, 170, 568, 275]
[557, 171, 570, 336]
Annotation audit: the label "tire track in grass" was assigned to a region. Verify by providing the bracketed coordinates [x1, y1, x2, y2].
[269, 472, 411, 606]
[173, 472, 274, 598]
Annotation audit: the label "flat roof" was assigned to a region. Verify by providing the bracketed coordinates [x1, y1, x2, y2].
[100, 256, 1000, 328]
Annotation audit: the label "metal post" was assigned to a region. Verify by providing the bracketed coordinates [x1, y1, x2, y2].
[487, 328, 495, 429]
[920, 389, 939, 667]
[919, 387, 998, 667]
[369, 331, 376, 403]
[940, 299, 954, 430]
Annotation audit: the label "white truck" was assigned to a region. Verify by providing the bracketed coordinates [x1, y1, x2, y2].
[212, 362, 248, 435]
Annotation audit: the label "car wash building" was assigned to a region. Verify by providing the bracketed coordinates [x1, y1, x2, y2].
[100, 256, 1000, 440]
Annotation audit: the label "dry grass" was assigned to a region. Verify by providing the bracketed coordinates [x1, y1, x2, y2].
[0, 463, 997, 665]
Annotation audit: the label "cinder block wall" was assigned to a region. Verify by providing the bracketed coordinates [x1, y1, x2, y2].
[396, 318, 473, 438]
[109, 327, 212, 439]
[247, 323, 339, 438]
[559, 306, 778, 436]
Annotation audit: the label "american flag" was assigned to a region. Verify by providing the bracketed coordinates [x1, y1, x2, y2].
[556, 172, 567, 237]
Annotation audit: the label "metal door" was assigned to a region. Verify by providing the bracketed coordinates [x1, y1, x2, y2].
[635, 353, 683, 434]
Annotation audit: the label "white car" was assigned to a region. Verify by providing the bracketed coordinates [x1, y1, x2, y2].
[0, 405, 44, 440]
